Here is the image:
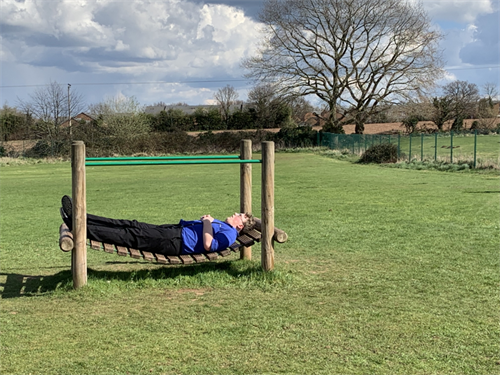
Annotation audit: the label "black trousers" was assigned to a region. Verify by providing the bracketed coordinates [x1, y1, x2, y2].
[84, 214, 183, 256]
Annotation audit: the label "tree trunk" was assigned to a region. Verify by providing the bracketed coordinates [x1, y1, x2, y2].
[322, 102, 344, 133]
[355, 121, 365, 134]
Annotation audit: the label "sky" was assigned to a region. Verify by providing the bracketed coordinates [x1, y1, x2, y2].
[0, 0, 499, 110]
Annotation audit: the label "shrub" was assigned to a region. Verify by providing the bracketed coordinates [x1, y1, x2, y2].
[402, 114, 425, 134]
[273, 126, 317, 148]
[25, 140, 69, 158]
[359, 143, 398, 164]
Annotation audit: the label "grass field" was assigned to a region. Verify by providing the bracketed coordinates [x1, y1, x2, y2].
[1, 152, 499, 374]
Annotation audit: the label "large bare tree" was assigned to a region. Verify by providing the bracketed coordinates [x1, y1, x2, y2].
[243, 0, 444, 133]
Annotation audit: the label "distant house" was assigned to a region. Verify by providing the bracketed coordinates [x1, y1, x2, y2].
[60, 112, 94, 128]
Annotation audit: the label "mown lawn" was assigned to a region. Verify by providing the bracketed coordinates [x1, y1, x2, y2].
[1, 152, 499, 374]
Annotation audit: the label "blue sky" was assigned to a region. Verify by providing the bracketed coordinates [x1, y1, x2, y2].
[1, 0, 498, 109]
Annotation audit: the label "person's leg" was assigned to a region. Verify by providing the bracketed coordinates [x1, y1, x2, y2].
[86, 215, 183, 256]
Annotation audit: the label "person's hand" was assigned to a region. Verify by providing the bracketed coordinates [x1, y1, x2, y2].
[200, 214, 214, 223]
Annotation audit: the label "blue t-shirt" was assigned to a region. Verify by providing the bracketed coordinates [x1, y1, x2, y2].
[179, 219, 237, 254]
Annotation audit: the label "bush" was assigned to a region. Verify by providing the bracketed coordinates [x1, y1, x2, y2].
[273, 126, 317, 148]
[359, 143, 398, 164]
[25, 140, 69, 158]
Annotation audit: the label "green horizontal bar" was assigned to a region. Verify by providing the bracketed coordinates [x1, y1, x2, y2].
[86, 155, 240, 161]
[85, 159, 261, 166]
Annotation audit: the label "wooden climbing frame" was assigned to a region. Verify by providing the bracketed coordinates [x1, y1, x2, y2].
[64, 140, 283, 289]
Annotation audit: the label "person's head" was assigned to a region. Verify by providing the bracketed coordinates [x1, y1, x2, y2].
[226, 212, 255, 233]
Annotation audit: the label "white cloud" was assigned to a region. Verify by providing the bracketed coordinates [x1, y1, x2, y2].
[0, 0, 260, 79]
[421, 0, 494, 23]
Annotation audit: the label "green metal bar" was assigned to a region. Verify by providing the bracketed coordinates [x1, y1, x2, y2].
[86, 155, 240, 161]
[450, 131, 454, 163]
[86, 159, 261, 166]
[434, 133, 437, 161]
[473, 129, 477, 168]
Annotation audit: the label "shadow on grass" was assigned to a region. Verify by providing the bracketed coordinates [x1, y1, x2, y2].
[0, 260, 265, 299]
[0, 270, 73, 299]
[94, 259, 257, 281]
[465, 190, 500, 193]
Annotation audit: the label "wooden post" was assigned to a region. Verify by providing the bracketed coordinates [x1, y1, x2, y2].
[261, 141, 275, 271]
[240, 139, 252, 260]
[72, 141, 87, 288]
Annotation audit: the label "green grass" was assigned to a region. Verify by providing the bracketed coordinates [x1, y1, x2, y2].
[1, 153, 499, 374]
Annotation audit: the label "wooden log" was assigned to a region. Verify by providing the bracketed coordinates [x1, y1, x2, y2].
[116, 246, 129, 257]
[244, 228, 262, 242]
[205, 252, 218, 261]
[59, 223, 74, 252]
[155, 253, 169, 264]
[103, 243, 115, 254]
[72, 141, 87, 289]
[219, 249, 231, 257]
[240, 139, 252, 260]
[142, 251, 154, 262]
[261, 141, 275, 271]
[167, 256, 181, 264]
[253, 218, 288, 243]
[192, 253, 207, 263]
[129, 248, 142, 259]
[179, 255, 194, 264]
[229, 242, 242, 252]
[237, 234, 255, 247]
[90, 240, 101, 250]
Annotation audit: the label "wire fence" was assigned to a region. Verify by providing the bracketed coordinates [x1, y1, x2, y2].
[320, 131, 500, 168]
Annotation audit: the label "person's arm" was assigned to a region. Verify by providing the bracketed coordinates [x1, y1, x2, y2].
[200, 214, 214, 251]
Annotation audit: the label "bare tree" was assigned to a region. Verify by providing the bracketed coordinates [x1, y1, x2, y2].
[247, 83, 293, 128]
[18, 81, 85, 141]
[482, 82, 499, 101]
[243, 0, 444, 133]
[442, 80, 480, 130]
[214, 85, 239, 123]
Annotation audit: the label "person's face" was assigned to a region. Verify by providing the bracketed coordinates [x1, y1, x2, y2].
[227, 213, 248, 230]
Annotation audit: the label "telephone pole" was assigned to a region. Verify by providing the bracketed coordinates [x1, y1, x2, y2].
[68, 84, 72, 137]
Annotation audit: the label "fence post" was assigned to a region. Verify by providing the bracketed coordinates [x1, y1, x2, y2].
[434, 133, 437, 161]
[261, 141, 275, 272]
[421, 134, 424, 161]
[409, 133, 412, 162]
[397, 134, 401, 160]
[450, 131, 454, 163]
[72, 141, 87, 289]
[473, 130, 477, 168]
[240, 140, 252, 260]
